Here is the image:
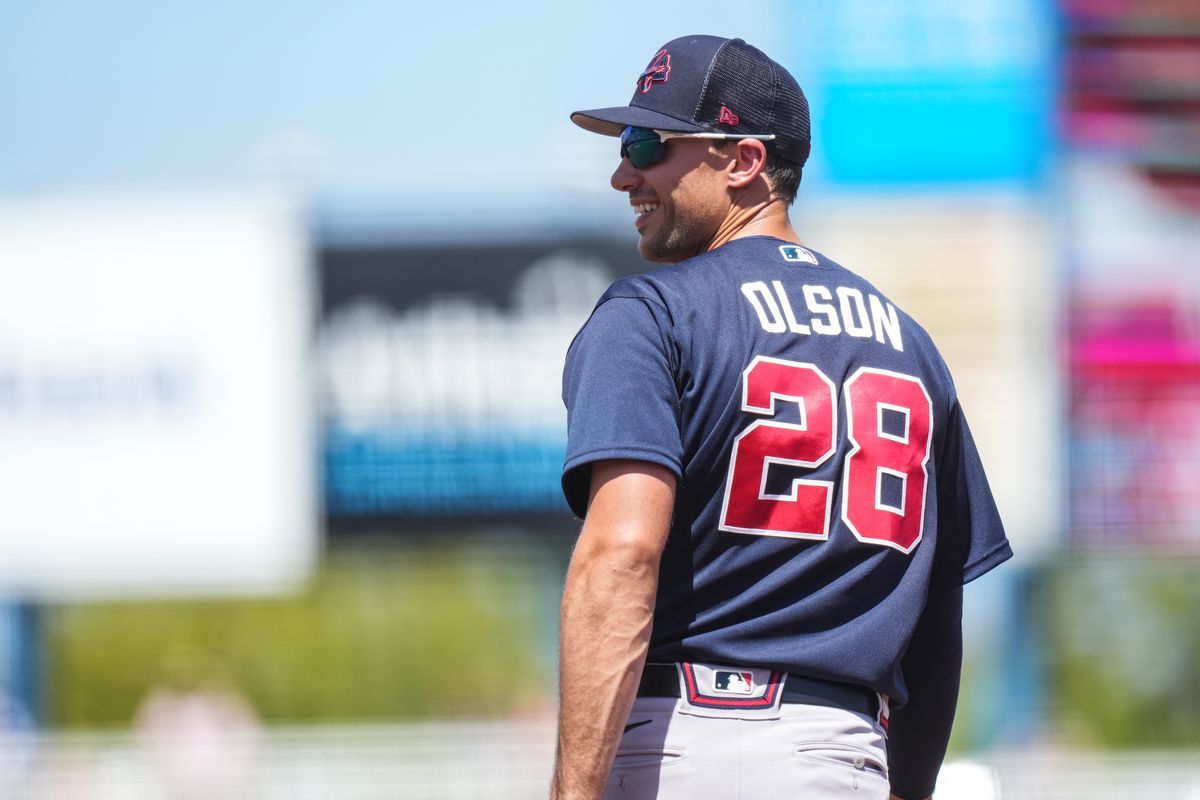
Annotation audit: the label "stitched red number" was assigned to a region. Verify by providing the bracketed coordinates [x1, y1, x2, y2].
[842, 368, 932, 553]
[719, 357, 837, 539]
[719, 360, 932, 553]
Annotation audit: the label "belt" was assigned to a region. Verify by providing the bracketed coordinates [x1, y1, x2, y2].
[637, 663, 878, 718]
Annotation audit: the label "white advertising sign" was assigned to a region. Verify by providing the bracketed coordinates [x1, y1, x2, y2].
[0, 195, 315, 598]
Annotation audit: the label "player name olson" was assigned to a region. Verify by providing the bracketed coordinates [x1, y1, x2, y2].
[741, 281, 904, 353]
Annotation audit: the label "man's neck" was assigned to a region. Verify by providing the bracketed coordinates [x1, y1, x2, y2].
[703, 198, 801, 253]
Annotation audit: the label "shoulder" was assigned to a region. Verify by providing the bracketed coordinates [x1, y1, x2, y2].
[566, 273, 675, 358]
[589, 269, 687, 329]
[594, 253, 711, 303]
[597, 272, 668, 307]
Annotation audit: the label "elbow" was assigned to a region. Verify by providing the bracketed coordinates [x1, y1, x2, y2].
[579, 528, 664, 576]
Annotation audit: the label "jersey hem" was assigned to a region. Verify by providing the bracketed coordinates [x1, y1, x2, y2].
[563, 446, 682, 478]
[561, 448, 683, 518]
[961, 541, 1013, 585]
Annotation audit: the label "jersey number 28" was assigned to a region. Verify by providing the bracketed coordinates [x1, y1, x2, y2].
[718, 356, 932, 553]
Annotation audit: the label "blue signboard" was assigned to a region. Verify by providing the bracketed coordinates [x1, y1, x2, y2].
[317, 239, 648, 528]
[786, 0, 1056, 186]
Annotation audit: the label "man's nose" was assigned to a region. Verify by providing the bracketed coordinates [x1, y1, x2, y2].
[611, 157, 640, 193]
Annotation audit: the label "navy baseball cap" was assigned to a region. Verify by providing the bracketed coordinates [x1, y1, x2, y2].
[571, 35, 811, 166]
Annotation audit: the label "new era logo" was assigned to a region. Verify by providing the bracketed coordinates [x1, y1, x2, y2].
[718, 106, 739, 126]
[713, 671, 754, 695]
[779, 245, 817, 265]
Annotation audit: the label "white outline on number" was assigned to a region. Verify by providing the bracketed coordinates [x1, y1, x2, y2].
[876, 403, 910, 444]
[718, 356, 836, 541]
[875, 466, 907, 516]
[841, 367, 933, 554]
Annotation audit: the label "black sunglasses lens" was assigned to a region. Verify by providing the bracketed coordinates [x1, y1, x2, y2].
[620, 127, 665, 169]
[626, 139, 665, 169]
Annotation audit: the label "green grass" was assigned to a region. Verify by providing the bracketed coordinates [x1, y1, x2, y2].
[1045, 556, 1200, 748]
[45, 535, 569, 728]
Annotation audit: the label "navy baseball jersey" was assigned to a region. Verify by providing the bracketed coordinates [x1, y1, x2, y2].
[561, 236, 1011, 704]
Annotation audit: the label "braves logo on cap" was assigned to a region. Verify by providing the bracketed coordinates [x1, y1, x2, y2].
[638, 49, 671, 94]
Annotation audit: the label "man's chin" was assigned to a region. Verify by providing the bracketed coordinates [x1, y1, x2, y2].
[637, 236, 686, 265]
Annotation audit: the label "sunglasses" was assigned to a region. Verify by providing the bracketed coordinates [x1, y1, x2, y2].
[619, 126, 777, 169]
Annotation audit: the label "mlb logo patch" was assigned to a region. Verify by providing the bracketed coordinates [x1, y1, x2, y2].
[779, 245, 817, 265]
[677, 663, 785, 714]
[712, 671, 754, 695]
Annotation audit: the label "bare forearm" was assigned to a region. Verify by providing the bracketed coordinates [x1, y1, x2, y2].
[551, 460, 675, 800]
[552, 544, 658, 799]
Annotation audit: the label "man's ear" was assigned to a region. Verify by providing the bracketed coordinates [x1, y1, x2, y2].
[727, 139, 769, 189]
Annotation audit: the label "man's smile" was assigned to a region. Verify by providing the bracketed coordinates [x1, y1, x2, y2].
[631, 198, 661, 231]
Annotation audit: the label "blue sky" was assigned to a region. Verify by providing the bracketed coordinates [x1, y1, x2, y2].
[1, 3, 788, 214]
[1, 1, 1053, 234]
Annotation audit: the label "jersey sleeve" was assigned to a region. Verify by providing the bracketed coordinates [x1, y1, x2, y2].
[933, 398, 1013, 586]
[561, 294, 683, 518]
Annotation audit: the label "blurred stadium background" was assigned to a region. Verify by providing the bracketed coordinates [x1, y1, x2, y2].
[1, 0, 1198, 797]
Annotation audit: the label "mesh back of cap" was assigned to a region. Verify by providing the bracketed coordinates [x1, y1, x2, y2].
[695, 39, 811, 166]
[770, 72, 810, 163]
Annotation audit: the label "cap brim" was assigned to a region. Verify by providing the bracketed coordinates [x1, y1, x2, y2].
[571, 106, 706, 137]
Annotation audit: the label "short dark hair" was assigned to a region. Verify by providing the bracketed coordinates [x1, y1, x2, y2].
[717, 140, 803, 206]
[763, 152, 802, 206]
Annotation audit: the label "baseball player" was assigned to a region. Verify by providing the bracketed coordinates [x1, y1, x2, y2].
[551, 35, 1012, 800]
